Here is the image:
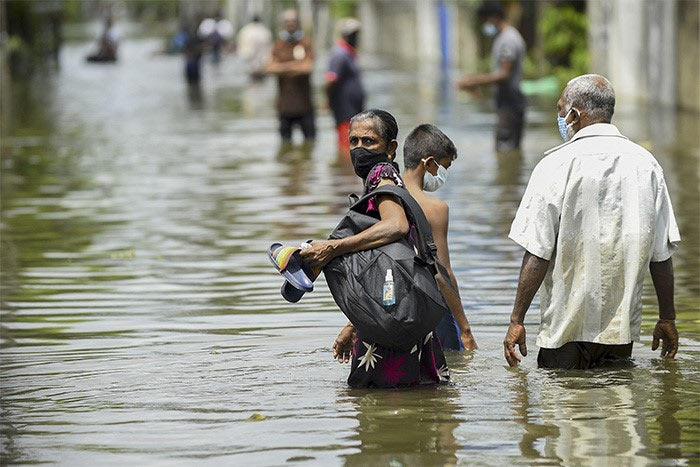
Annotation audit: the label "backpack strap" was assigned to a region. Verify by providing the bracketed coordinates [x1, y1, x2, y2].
[349, 185, 457, 292]
[366, 186, 435, 255]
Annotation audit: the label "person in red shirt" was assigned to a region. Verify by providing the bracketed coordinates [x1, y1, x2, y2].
[326, 18, 365, 160]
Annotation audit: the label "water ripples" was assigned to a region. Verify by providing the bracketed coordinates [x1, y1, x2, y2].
[1, 39, 698, 465]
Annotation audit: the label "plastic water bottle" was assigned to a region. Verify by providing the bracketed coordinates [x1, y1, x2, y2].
[383, 269, 396, 306]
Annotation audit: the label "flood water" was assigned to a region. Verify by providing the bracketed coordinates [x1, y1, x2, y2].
[1, 39, 699, 465]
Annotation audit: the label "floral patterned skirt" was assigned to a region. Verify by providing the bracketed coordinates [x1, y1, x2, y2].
[347, 331, 450, 388]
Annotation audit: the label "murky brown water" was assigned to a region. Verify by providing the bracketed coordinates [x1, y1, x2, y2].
[1, 39, 699, 465]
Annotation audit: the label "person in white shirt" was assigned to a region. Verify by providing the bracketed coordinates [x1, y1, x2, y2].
[236, 15, 272, 81]
[503, 74, 681, 369]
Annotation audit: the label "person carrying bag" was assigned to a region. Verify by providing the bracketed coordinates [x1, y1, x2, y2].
[296, 109, 451, 387]
[324, 185, 453, 352]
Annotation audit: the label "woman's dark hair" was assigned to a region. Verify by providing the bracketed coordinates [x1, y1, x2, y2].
[350, 109, 399, 146]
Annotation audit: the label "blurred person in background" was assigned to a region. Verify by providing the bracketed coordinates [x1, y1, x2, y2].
[457, 1, 526, 152]
[199, 13, 233, 65]
[326, 18, 365, 161]
[183, 21, 205, 89]
[503, 74, 680, 369]
[87, 15, 119, 62]
[168, 20, 189, 54]
[267, 9, 316, 144]
[237, 15, 272, 82]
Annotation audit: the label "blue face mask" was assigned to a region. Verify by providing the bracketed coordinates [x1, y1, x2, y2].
[279, 30, 303, 42]
[482, 23, 498, 37]
[557, 108, 574, 141]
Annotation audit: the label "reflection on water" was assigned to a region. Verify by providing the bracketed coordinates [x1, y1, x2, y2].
[0, 39, 698, 465]
[507, 362, 695, 464]
[343, 387, 460, 466]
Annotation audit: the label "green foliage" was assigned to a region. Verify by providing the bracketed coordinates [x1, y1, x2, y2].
[62, 0, 181, 23]
[539, 5, 589, 86]
[330, 0, 358, 19]
[540, 6, 587, 60]
[477, 56, 491, 73]
[124, 0, 180, 22]
[6, 35, 28, 54]
[523, 53, 547, 80]
[126, 0, 180, 22]
[63, 0, 83, 23]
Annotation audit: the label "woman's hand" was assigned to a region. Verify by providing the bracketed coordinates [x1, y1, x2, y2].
[333, 324, 356, 363]
[460, 328, 478, 351]
[298, 240, 341, 269]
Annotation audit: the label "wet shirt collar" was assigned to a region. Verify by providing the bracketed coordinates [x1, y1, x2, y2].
[544, 123, 628, 155]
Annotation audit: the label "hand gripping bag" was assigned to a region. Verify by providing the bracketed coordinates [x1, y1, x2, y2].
[323, 185, 452, 352]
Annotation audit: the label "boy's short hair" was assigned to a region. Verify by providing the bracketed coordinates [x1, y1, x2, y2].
[403, 124, 458, 169]
[477, 1, 505, 20]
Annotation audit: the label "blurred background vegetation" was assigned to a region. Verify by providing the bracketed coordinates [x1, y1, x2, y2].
[329, 0, 357, 20]
[2, 0, 588, 87]
[538, 4, 588, 86]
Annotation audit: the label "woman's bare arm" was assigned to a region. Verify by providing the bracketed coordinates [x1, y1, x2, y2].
[299, 180, 409, 268]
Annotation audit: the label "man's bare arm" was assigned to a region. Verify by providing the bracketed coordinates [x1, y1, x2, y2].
[509, 251, 549, 325]
[457, 59, 513, 89]
[266, 46, 313, 76]
[649, 258, 678, 358]
[504, 251, 549, 366]
[267, 57, 301, 75]
[285, 43, 314, 75]
[650, 258, 675, 320]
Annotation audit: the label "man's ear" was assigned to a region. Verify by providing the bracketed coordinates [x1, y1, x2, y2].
[569, 107, 581, 125]
[387, 139, 399, 158]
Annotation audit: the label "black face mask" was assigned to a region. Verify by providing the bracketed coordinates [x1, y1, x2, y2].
[345, 31, 359, 48]
[350, 147, 389, 180]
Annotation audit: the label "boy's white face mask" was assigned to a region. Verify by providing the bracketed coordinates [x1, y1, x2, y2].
[422, 158, 448, 192]
[482, 22, 498, 37]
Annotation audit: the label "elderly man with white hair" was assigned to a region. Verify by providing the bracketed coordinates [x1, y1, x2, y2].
[503, 74, 681, 369]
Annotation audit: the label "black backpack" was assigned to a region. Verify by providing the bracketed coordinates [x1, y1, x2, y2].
[323, 185, 452, 352]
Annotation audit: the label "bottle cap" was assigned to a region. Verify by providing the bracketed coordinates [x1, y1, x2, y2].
[385, 269, 393, 281]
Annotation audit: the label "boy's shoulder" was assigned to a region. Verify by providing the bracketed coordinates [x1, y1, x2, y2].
[429, 196, 449, 214]
[407, 186, 449, 216]
[417, 192, 449, 221]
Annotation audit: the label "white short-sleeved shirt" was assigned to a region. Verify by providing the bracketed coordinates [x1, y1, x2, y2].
[509, 123, 680, 348]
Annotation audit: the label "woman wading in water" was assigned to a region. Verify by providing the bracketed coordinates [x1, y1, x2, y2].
[300, 109, 449, 388]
